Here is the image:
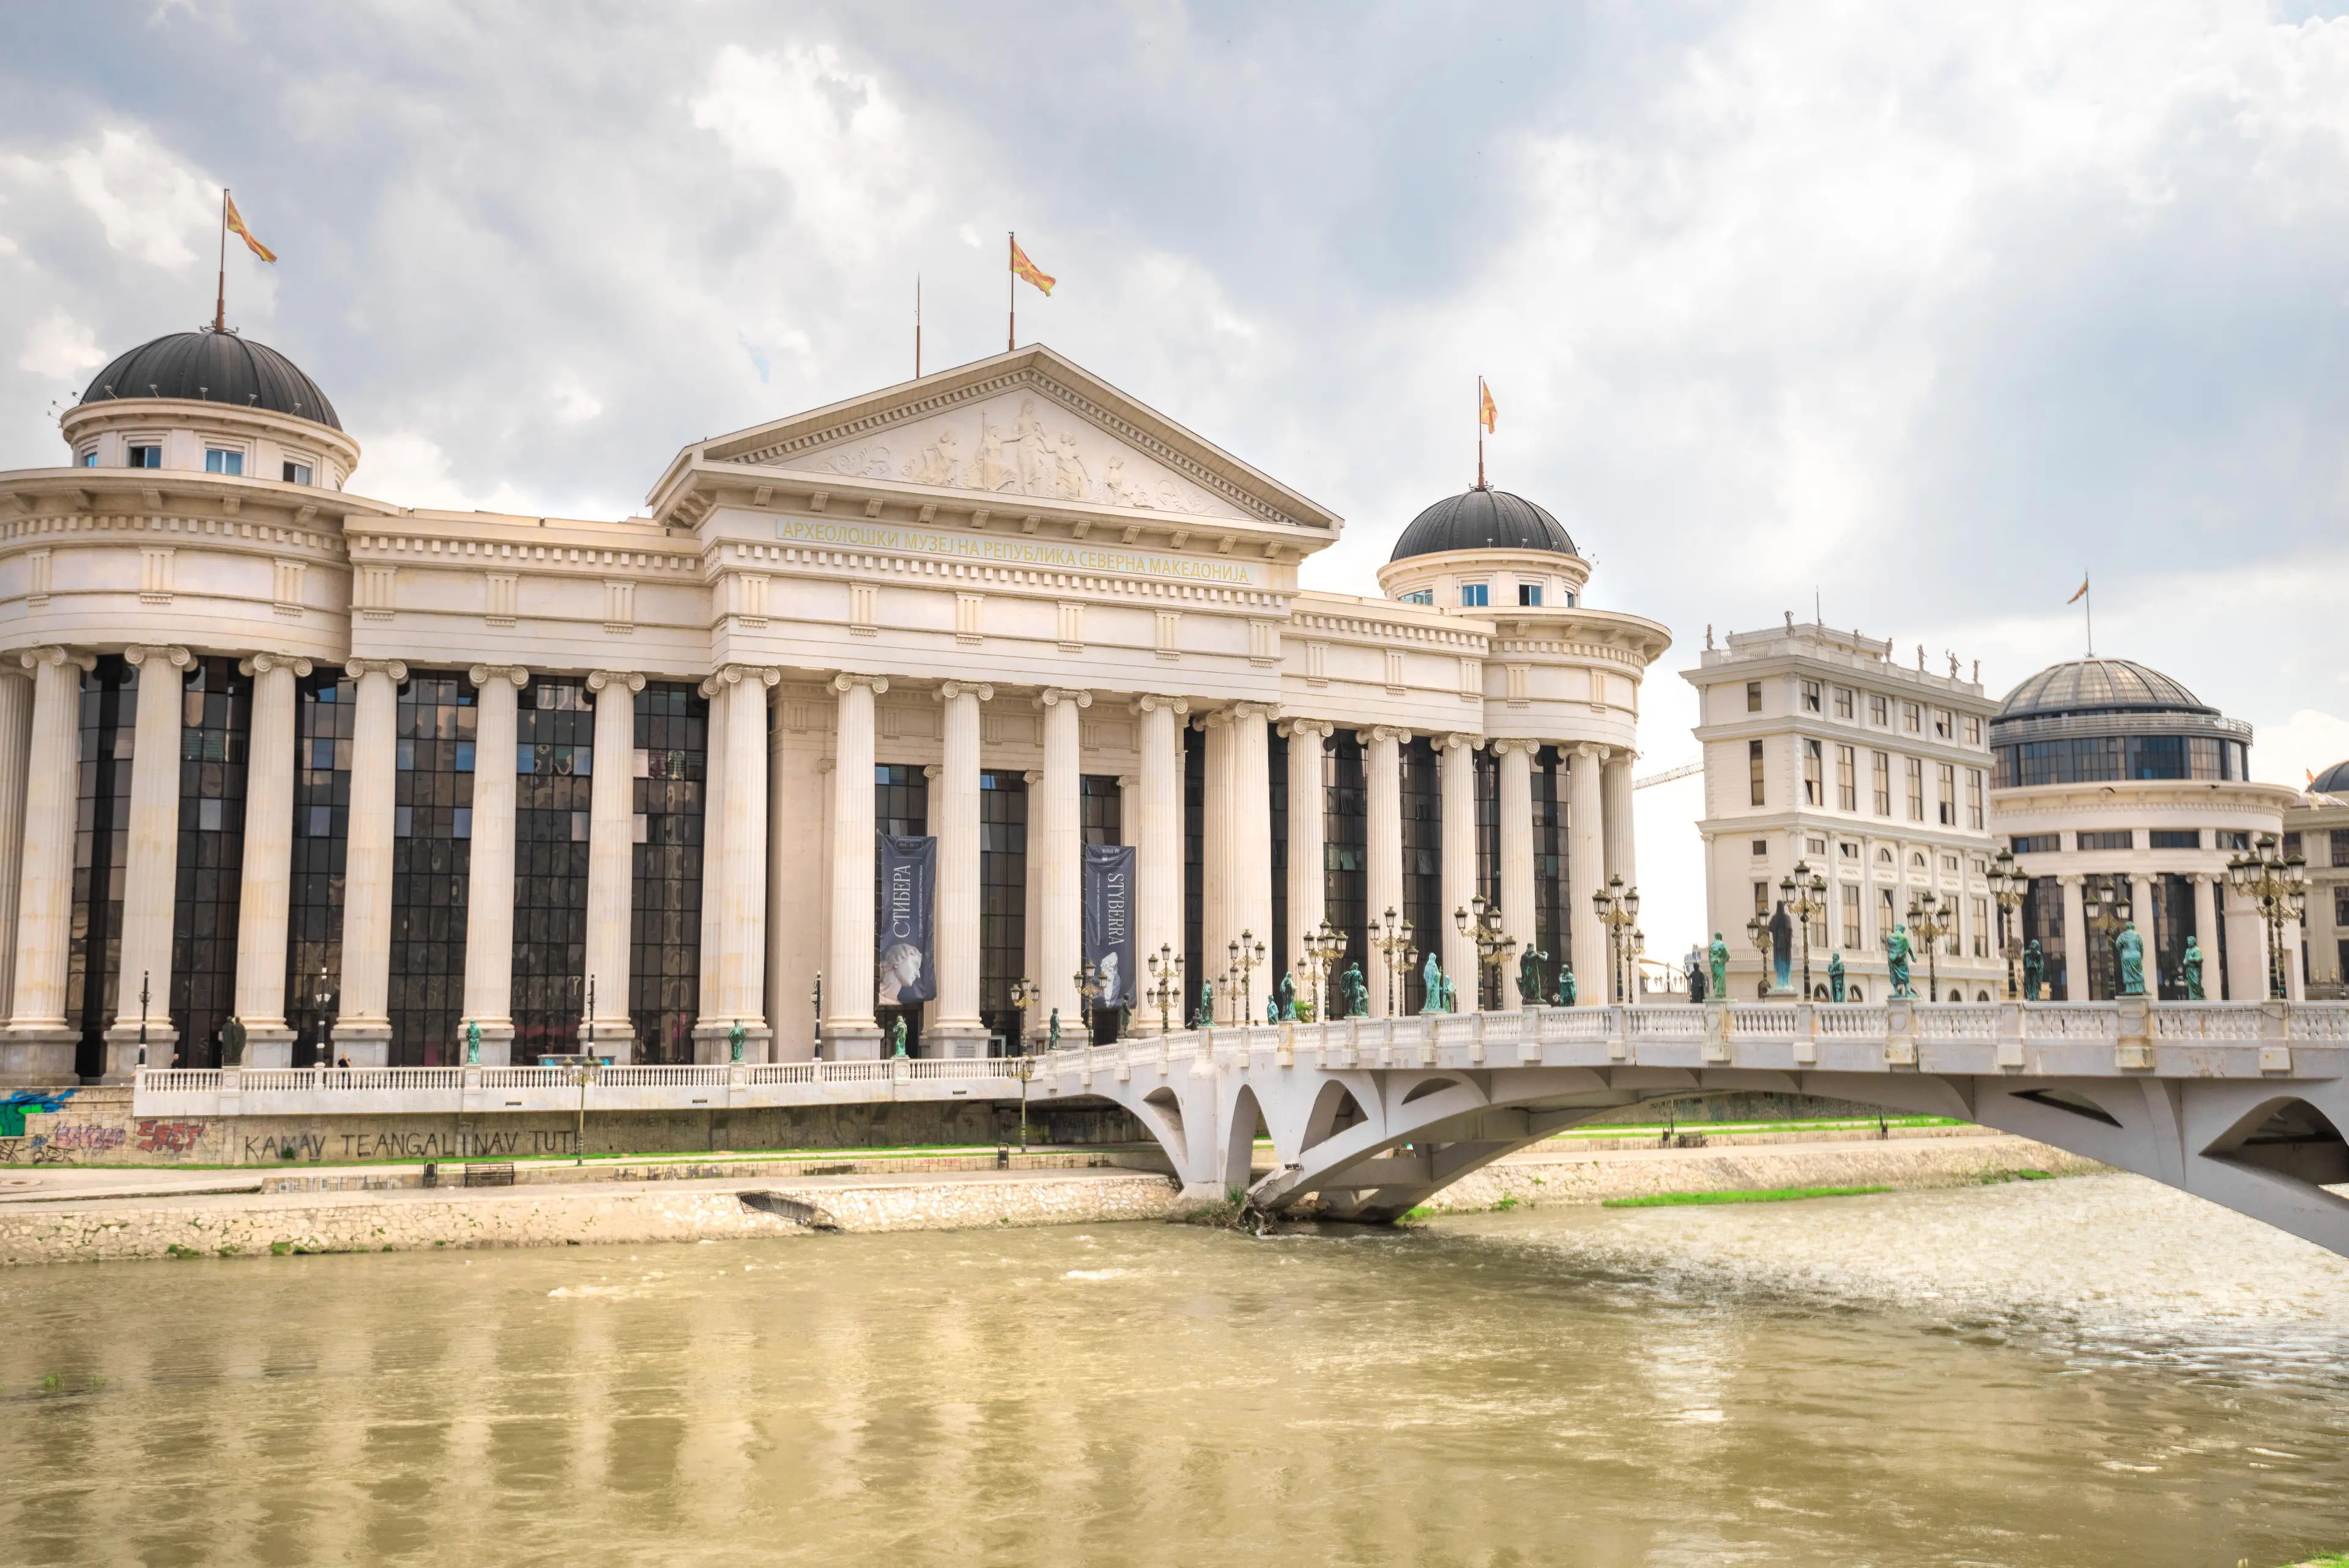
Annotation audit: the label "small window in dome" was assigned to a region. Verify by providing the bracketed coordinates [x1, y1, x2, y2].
[1517, 584, 1542, 606]
[283, 459, 313, 485]
[204, 449, 243, 476]
[1400, 589, 1433, 606]
[126, 444, 160, 469]
[79, 448, 97, 468]
[1460, 583, 1489, 608]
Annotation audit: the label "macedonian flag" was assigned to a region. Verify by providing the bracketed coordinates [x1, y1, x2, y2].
[1011, 236, 1054, 295]
[1479, 377, 1498, 434]
[225, 191, 276, 264]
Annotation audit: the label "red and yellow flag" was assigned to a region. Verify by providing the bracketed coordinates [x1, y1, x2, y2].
[2066, 574, 2089, 605]
[1011, 236, 1054, 295]
[225, 192, 276, 264]
[1478, 377, 1498, 434]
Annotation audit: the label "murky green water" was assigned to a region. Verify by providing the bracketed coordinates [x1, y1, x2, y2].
[3, 1175, 2347, 1567]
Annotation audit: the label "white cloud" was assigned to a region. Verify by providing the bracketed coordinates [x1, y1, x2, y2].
[688, 42, 930, 252]
[550, 373, 603, 425]
[2257, 708, 2349, 790]
[355, 430, 542, 517]
[42, 127, 217, 269]
[16, 308, 104, 379]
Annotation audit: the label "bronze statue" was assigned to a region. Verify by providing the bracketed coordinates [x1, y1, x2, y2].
[1556, 966, 1576, 1007]
[1828, 951, 1845, 1003]
[2022, 939, 2044, 1001]
[1277, 972, 1296, 1022]
[2182, 934, 2204, 1001]
[464, 1017, 481, 1065]
[1421, 951, 1447, 1014]
[1047, 1009, 1061, 1049]
[2115, 923, 2145, 997]
[1340, 962, 1368, 1019]
[1707, 932, 1729, 998]
[729, 1019, 746, 1064]
[221, 1014, 247, 1068]
[890, 1016, 908, 1057]
[1195, 981, 1214, 1030]
[1768, 902, 1794, 992]
[1517, 947, 1548, 1005]
[1885, 924, 1914, 998]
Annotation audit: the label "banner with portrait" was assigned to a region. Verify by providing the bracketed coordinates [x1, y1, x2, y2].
[875, 833, 937, 1006]
[1082, 844, 1137, 1009]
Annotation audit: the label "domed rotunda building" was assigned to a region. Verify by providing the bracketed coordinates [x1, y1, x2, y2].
[0, 325, 1670, 1085]
[2285, 760, 2349, 999]
[1991, 656, 2301, 1001]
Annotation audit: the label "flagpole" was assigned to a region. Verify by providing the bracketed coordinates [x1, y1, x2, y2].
[2084, 576, 2093, 657]
[214, 188, 228, 333]
[1476, 377, 1485, 489]
[915, 274, 922, 379]
[1008, 232, 1015, 353]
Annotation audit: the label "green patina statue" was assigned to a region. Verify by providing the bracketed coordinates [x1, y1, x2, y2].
[1277, 972, 1296, 1022]
[2022, 939, 2044, 1001]
[890, 1016, 908, 1057]
[2115, 923, 2146, 997]
[2182, 934, 2205, 1000]
[1196, 981, 1214, 1030]
[464, 1017, 481, 1066]
[729, 1019, 746, 1064]
[1885, 924, 1915, 999]
[1047, 1008, 1061, 1049]
[1421, 952, 1449, 1014]
[1707, 933, 1729, 1000]
[221, 1014, 247, 1068]
[1516, 947, 1548, 1005]
[1340, 963, 1368, 1019]
[1556, 966, 1576, 1007]
[1828, 951, 1846, 1003]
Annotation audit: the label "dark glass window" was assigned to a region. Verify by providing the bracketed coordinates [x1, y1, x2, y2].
[2148, 872, 2195, 1000]
[979, 770, 1027, 1050]
[1182, 725, 1203, 1020]
[2007, 834, 2060, 855]
[874, 762, 928, 1055]
[631, 683, 705, 1064]
[390, 674, 475, 1066]
[1400, 737, 1442, 1013]
[2077, 830, 2133, 852]
[513, 678, 593, 1063]
[2148, 829, 2200, 850]
[1472, 747, 1499, 1007]
[1267, 731, 1288, 1011]
[1533, 746, 1564, 999]
[2021, 875, 2066, 1000]
[1323, 732, 1367, 1008]
[286, 672, 353, 1066]
[2080, 873, 2132, 1000]
[1080, 774, 1123, 1041]
[171, 658, 250, 1068]
[68, 658, 136, 1077]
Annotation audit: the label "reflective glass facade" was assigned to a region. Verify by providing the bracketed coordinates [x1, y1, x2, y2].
[389, 673, 475, 1066]
[172, 657, 251, 1067]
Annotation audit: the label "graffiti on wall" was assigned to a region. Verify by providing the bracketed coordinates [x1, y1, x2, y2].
[0, 1090, 75, 1137]
[133, 1120, 207, 1155]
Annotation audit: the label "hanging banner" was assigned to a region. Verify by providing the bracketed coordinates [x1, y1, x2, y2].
[1083, 844, 1137, 1009]
[875, 833, 937, 1006]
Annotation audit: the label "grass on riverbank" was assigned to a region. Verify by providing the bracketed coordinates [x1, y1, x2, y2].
[1603, 1184, 1894, 1208]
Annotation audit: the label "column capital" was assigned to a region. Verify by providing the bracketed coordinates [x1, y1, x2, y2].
[1132, 693, 1189, 717]
[19, 646, 95, 674]
[586, 669, 645, 694]
[467, 663, 529, 689]
[1227, 700, 1273, 721]
[1573, 741, 1611, 760]
[1488, 737, 1538, 757]
[831, 672, 888, 696]
[123, 645, 191, 671]
[1035, 686, 1092, 711]
[1365, 724, 1412, 746]
[1276, 716, 1335, 740]
[1023, 769, 1044, 786]
[1116, 773, 1138, 789]
[1436, 731, 1483, 752]
[938, 680, 995, 702]
[2057, 872, 2084, 886]
[243, 653, 316, 679]
[345, 658, 409, 682]
[923, 763, 942, 780]
[699, 664, 781, 699]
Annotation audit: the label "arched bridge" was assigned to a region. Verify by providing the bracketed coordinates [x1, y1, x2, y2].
[1031, 998, 2349, 1255]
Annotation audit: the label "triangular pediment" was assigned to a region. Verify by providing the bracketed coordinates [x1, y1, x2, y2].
[693, 346, 1338, 533]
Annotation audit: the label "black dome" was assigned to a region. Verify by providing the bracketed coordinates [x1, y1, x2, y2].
[1390, 486, 1576, 561]
[2313, 759, 2349, 795]
[80, 330, 340, 431]
[1994, 658, 2213, 722]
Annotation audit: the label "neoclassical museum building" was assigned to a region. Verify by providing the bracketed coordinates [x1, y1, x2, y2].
[0, 330, 1669, 1082]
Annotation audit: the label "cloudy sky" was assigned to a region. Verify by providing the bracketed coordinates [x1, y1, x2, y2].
[4, 1, 2346, 953]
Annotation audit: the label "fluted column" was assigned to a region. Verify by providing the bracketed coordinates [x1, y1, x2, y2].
[932, 682, 993, 1055]
[2191, 873, 2219, 996]
[2059, 874, 2088, 1001]
[1495, 739, 1537, 976]
[461, 664, 526, 1064]
[4, 648, 92, 1079]
[1037, 687, 1089, 1042]
[102, 645, 191, 1072]
[1282, 719, 1331, 992]
[823, 673, 885, 1055]
[1200, 711, 1233, 1019]
[0, 671, 33, 1033]
[695, 671, 729, 1050]
[1135, 696, 1187, 1030]
[1230, 702, 1274, 1016]
[584, 669, 643, 1061]
[232, 655, 308, 1064]
[2222, 881, 2269, 1001]
[1439, 734, 1479, 1006]
[1567, 743, 1607, 1005]
[1365, 726, 1405, 1017]
[2129, 873, 2158, 996]
[1602, 748, 1636, 890]
[336, 658, 406, 1065]
[722, 666, 776, 1047]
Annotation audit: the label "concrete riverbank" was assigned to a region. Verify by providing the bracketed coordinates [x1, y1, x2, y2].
[0, 1125, 2101, 1266]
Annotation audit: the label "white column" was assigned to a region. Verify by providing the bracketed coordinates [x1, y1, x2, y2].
[583, 669, 642, 1061]
[1282, 720, 1330, 995]
[724, 666, 776, 1046]
[0, 673, 28, 1037]
[2, 648, 89, 1079]
[1568, 743, 1607, 1005]
[1439, 734, 1479, 1006]
[768, 721, 827, 1061]
[694, 671, 729, 1054]
[1365, 726, 1405, 1017]
[930, 682, 992, 1055]
[229, 655, 307, 1065]
[823, 673, 885, 1055]
[1495, 740, 1537, 971]
[2129, 872, 2158, 994]
[336, 658, 406, 1066]
[1602, 748, 1636, 889]
[1135, 696, 1186, 1031]
[1230, 702, 1274, 1020]
[1201, 711, 1233, 1018]
[2285, 915, 2306, 1000]
[2190, 874, 2219, 995]
[2060, 874, 2089, 1001]
[103, 646, 191, 1072]
[1036, 687, 1088, 1042]
[460, 665, 525, 1065]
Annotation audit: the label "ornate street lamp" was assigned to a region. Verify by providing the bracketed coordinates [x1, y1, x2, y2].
[1370, 906, 1418, 1017]
[1145, 944, 1184, 1035]
[1453, 894, 1517, 1011]
[1781, 861, 1827, 1000]
[2082, 879, 2129, 1001]
[1073, 958, 1108, 1047]
[1987, 849, 2027, 1000]
[2226, 833, 2307, 1000]
[1008, 976, 1039, 1053]
[1590, 876, 1639, 1004]
[1745, 910, 1771, 997]
[1906, 891, 1956, 1002]
[1226, 930, 1267, 1025]
[1299, 918, 1348, 1021]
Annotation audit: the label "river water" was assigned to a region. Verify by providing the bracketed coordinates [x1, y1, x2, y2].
[4, 1174, 2347, 1567]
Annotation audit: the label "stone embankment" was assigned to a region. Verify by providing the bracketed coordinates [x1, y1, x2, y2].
[0, 1129, 2096, 1266]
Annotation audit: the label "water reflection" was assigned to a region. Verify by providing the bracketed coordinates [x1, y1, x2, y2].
[1, 1176, 2345, 1567]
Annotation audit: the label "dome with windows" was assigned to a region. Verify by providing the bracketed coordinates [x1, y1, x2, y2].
[1990, 657, 2249, 788]
[81, 329, 341, 431]
[1994, 658, 2213, 722]
[1389, 486, 1576, 561]
[2313, 759, 2349, 796]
